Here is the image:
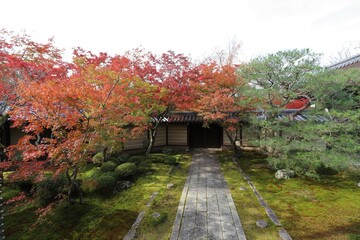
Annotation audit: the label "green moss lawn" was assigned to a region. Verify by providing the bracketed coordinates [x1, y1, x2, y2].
[3, 153, 191, 240]
[219, 150, 360, 240]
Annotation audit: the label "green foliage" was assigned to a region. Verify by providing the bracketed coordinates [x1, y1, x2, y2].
[93, 152, 105, 165]
[97, 172, 117, 196]
[239, 50, 360, 178]
[146, 154, 177, 165]
[138, 159, 152, 172]
[115, 162, 137, 179]
[239, 48, 321, 110]
[113, 154, 131, 165]
[127, 155, 145, 165]
[100, 161, 117, 173]
[36, 176, 66, 206]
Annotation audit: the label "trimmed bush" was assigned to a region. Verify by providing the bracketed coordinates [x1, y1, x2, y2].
[109, 154, 131, 165]
[97, 172, 117, 195]
[100, 161, 117, 173]
[115, 162, 137, 179]
[147, 154, 177, 165]
[138, 159, 152, 172]
[92, 152, 104, 165]
[117, 154, 130, 164]
[127, 156, 145, 165]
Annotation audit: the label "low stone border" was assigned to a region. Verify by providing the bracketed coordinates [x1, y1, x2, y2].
[123, 191, 159, 240]
[231, 157, 293, 240]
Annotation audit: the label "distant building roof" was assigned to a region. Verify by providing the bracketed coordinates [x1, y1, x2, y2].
[328, 53, 360, 69]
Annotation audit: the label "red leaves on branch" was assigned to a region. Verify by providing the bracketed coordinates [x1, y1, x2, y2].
[1, 30, 248, 190]
[193, 63, 242, 121]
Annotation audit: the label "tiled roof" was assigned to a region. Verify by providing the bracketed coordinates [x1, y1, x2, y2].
[166, 113, 203, 123]
[328, 53, 360, 69]
[276, 113, 328, 122]
[154, 111, 328, 123]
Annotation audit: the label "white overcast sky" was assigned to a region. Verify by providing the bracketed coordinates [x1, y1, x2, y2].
[1, 0, 360, 65]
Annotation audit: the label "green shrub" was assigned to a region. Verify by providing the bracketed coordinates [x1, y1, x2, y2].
[109, 154, 131, 165]
[268, 155, 319, 178]
[117, 154, 130, 164]
[138, 159, 152, 172]
[267, 151, 344, 179]
[100, 161, 117, 172]
[97, 172, 117, 195]
[107, 157, 118, 164]
[115, 163, 137, 179]
[147, 154, 177, 165]
[36, 176, 66, 206]
[127, 156, 144, 165]
[92, 152, 104, 165]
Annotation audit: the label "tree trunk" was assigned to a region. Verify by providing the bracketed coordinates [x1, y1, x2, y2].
[102, 146, 108, 162]
[66, 167, 83, 205]
[225, 129, 242, 157]
[145, 128, 157, 155]
[145, 107, 171, 155]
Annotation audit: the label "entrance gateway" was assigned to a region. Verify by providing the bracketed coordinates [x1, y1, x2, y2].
[188, 124, 222, 148]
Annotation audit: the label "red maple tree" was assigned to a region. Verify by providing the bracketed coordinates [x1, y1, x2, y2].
[4, 46, 161, 204]
[192, 62, 247, 154]
[127, 49, 200, 154]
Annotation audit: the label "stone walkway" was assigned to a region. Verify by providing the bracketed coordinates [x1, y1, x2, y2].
[170, 150, 247, 240]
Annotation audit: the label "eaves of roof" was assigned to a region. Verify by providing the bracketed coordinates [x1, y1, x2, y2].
[328, 53, 360, 69]
[154, 110, 328, 123]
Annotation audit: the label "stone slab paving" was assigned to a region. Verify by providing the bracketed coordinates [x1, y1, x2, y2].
[170, 150, 246, 240]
